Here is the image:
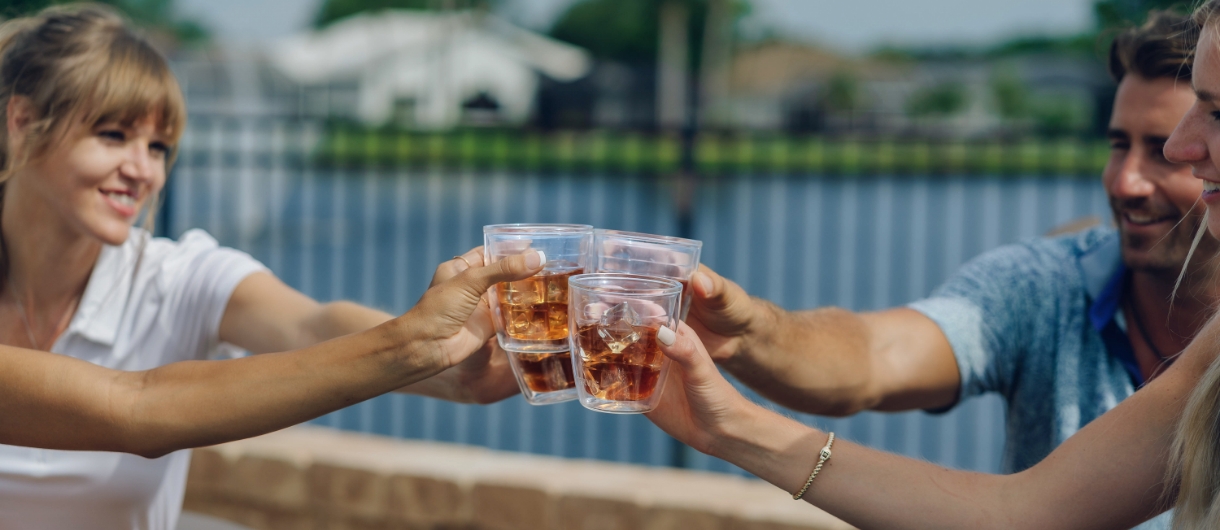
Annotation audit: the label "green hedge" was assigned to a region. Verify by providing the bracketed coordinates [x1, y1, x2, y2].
[313, 126, 1110, 176]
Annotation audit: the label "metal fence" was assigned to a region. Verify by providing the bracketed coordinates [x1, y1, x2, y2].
[165, 114, 1112, 475]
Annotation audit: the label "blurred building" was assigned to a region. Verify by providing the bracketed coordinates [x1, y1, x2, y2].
[722, 40, 1110, 137]
[172, 10, 592, 129]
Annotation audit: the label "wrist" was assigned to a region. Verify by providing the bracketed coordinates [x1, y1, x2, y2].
[380, 313, 447, 379]
[707, 403, 822, 494]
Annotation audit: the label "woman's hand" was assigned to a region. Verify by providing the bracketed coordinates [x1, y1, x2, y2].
[645, 322, 763, 455]
[395, 248, 544, 378]
[403, 247, 521, 404]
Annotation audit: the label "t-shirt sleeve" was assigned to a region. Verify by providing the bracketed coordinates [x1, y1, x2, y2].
[908, 240, 1067, 409]
[155, 229, 269, 361]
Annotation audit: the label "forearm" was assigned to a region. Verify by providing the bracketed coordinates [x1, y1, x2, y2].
[707, 403, 1004, 529]
[245, 298, 480, 402]
[0, 319, 442, 458]
[708, 331, 1203, 530]
[722, 302, 878, 415]
[300, 301, 394, 345]
[709, 399, 1164, 530]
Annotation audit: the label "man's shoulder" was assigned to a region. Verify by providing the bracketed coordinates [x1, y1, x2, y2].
[1010, 225, 1117, 263]
[962, 225, 1116, 283]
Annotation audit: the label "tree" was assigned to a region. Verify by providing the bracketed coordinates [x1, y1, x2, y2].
[906, 82, 968, 118]
[548, 0, 748, 66]
[824, 70, 862, 113]
[1093, 0, 1190, 29]
[1, 0, 207, 44]
[990, 69, 1028, 120]
[313, 0, 496, 28]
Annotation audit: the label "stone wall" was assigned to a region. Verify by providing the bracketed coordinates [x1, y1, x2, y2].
[184, 426, 853, 530]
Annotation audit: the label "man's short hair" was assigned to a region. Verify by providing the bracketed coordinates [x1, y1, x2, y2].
[1109, 10, 1195, 83]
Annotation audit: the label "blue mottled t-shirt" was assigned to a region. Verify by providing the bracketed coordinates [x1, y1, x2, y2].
[909, 225, 1170, 529]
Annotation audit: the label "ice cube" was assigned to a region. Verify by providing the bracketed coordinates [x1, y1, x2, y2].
[546, 278, 564, 303]
[505, 283, 539, 305]
[598, 302, 641, 354]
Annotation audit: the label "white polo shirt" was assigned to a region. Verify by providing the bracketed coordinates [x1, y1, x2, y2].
[0, 228, 266, 530]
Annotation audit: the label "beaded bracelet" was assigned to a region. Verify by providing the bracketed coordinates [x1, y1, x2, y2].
[792, 432, 835, 500]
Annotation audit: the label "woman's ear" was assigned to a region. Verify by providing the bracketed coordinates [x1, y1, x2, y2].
[6, 95, 34, 153]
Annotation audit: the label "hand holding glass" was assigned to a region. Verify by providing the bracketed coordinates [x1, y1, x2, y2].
[484, 224, 592, 405]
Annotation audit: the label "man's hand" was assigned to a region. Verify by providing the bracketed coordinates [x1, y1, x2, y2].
[685, 265, 774, 364]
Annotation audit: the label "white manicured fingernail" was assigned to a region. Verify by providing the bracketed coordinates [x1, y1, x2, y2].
[658, 325, 676, 346]
[525, 250, 546, 269]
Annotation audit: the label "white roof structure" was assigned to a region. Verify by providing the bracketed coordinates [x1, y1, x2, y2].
[268, 10, 591, 128]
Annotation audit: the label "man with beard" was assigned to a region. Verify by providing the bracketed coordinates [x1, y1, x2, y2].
[682, 12, 1215, 529]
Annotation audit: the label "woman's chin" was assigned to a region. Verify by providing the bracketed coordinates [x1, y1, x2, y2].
[88, 223, 134, 247]
[1208, 218, 1220, 241]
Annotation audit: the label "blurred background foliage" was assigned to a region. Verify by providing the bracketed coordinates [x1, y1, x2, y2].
[1, 0, 207, 43]
[0, 0, 1198, 140]
[313, 0, 498, 27]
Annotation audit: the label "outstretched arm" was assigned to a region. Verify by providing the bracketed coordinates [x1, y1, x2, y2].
[219, 246, 518, 404]
[647, 316, 1213, 530]
[0, 251, 543, 458]
[688, 266, 961, 415]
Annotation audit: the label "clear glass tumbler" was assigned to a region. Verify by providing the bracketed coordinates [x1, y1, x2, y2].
[484, 224, 592, 405]
[568, 273, 682, 414]
[593, 229, 702, 320]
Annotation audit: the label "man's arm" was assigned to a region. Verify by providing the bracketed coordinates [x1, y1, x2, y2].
[687, 266, 961, 416]
[218, 247, 518, 404]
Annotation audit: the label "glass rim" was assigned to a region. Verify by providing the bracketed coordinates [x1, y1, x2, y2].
[593, 229, 703, 249]
[569, 273, 683, 295]
[484, 223, 593, 235]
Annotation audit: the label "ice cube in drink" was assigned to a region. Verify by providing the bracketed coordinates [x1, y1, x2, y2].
[496, 262, 582, 341]
[512, 350, 576, 393]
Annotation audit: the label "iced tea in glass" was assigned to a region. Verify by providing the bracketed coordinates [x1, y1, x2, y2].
[485, 224, 592, 405]
[568, 273, 681, 413]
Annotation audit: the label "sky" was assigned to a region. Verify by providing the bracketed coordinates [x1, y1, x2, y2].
[174, 0, 1097, 53]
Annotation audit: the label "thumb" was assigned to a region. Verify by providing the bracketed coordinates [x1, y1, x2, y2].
[417, 250, 546, 320]
[688, 265, 754, 332]
[463, 249, 546, 296]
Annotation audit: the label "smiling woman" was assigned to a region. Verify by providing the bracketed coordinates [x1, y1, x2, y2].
[0, 4, 532, 530]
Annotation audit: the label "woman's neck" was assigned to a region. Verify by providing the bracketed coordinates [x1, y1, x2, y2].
[1, 180, 102, 312]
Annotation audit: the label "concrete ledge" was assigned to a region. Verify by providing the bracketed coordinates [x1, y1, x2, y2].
[185, 426, 852, 530]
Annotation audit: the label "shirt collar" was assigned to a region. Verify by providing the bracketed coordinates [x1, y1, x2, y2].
[66, 229, 143, 347]
[1078, 233, 1125, 331]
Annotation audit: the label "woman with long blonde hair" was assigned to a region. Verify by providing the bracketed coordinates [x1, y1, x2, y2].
[641, 1, 1220, 528]
[0, 4, 525, 529]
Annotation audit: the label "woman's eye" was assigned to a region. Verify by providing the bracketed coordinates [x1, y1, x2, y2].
[98, 130, 125, 142]
[150, 142, 171, 156]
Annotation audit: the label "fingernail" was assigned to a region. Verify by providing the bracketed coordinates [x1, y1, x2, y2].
[525, 250, 546, 269]
[658, 325, 676, 346]
[694, 272, 712, 294]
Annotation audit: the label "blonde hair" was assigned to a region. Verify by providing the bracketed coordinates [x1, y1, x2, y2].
[0, 3, 186, 255]
[1171, 4, 1220, 526]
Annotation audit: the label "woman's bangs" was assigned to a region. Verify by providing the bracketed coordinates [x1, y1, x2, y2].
[80, 39, 186, 143]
